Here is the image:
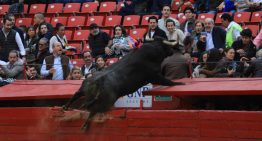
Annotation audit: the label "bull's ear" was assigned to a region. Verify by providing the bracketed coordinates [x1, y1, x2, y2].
[163, 40, 178, 47]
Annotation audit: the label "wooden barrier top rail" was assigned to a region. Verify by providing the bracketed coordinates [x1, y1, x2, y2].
[144, 78, 262, 96]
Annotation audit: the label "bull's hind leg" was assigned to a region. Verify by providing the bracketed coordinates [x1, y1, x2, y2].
[62, 90, 84, 110]
[81, 111, 96, 130]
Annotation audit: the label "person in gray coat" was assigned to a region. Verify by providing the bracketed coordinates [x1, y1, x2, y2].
[0, 50, 24, 79]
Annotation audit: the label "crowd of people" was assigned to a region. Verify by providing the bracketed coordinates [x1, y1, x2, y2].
[0, 0, 262, 83]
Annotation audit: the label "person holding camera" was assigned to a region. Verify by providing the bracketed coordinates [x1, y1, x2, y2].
[213, 48, 243, 77]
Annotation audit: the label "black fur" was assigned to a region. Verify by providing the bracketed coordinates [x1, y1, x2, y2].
[63, 39, 184, 129]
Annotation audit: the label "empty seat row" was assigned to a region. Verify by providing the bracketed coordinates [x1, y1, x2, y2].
[0, 2, 126, 15]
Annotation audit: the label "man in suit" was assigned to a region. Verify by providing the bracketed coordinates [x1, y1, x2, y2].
[197, 18, 226, 53]
[143, 16, 167, 43]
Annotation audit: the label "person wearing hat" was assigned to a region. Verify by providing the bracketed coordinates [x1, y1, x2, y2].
[88, 23, 112, 58]
[231, 28, 256, 61]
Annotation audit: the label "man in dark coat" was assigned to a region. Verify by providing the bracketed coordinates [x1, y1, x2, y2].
[143, 16, 167, 43]
[197, 18, 226, 53]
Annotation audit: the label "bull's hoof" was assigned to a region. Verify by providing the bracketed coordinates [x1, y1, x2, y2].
[93, 113, 106, 123]
[62, 105, 69, 111]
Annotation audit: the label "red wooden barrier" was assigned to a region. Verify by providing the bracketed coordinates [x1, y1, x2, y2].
[0, 108, 262, 141]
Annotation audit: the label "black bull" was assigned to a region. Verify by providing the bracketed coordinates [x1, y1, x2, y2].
[63, 39, 184, 129]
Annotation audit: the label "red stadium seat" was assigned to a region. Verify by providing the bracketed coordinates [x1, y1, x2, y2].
[29, 4, 46, 14]
[215, 12, 232, 24]
[64, 3, 81, 13]
[51, 17, 68, 27]
[73, 30, 90, 41]
[0, 5, 9, 15]
[243, 24, 260, 37]
[123, 15, 140, 27]
[71, 59, 84, 67]
[86, 16, 104, 27]
[251, 11, 262, 23]
[197, 13, 215, 21]
[24, 4, 28, 13]
[104, 15, 122, 27]
[65, 30, 73, 40]
[69, 43, 82, 53]
[234, 12, 251, 24]
[47, 3, 63, 14]
[81, 2, 98, 13]
[45, 17, 51, 23]
[67, 16, 86, 27]
[129, 28, 147, 40]
[16, 18, 32, 27]
[141, 15, 159, 26]
[99, 2, 116, 13]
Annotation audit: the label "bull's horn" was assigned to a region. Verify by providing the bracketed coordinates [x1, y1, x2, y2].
[163, 40, 178, 46]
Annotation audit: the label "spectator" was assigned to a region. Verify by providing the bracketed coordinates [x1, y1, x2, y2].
[26, 65, 42, 80]
[49, 23, 68, 53]
[88, 23, 112, 58]
[235, 0, 251, 12]
[253, 29, 262, 49]
[41, 42, 73, 80]
[96, 56, 106, 71]
[67, 66, 83, 80]
[158, 5, 180, 34]
[81, 51, 96, 78]
[221, 13, 242, 48]
[0, 16, 25, 62]
[244, 49, 262, 77]
[213, 48, 243, 77]
[192, 51, 208, 78]
[35, 38, 51, 66]
[34, 13, 53, 33]
[195, 0, 222, 14]
[199, 48, 222, 77]
[232, 28, 256, 61]
[166, 19, 185, 49]
[217, 0, 236, 12]
[8, 0, 24, 15]
[178, 0, 194, 13]
[150, 0, 172, 15]
[197, 18, 226, 53]
[180, 7, 196, 35]
[106, 25, 135, 57]
[248, 0, 262, 11]
[144, 16, 167, 43]
[25, 26, 38, 63]
[38, 23, 52, 41]
[161, 41, 189, 80]
[119, 0, 150, 16]
[187, 20, 205, 57]
[5, 13, 25, 46]
[0, 50, 24, 79]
